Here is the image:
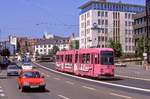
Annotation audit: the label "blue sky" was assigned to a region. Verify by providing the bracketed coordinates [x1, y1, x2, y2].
[0, 0, 145, 40]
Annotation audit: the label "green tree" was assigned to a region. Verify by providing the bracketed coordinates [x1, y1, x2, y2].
[51, 45, 60, 55]
[1, 48, 10, 57]
[136, 38, 144, 57]
[109, 39, 122, 57]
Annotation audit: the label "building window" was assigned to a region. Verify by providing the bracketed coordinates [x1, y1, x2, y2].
[126, 46, 128, 51]
[101, 11, 104, 17]
[98, 19, 101, 25]
[87, 12, 90, 18]
[102, 20, 104, 25]
[105, 20, 108, 26]
[105, 28, 108, 34]
[125, 13, 127, 19]
[87, 20, 90, 26]
[105, 12, 108, 17]
[40, 49, 42, 52]
[98, 11, 100, 16]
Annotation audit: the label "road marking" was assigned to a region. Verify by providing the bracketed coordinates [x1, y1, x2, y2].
[54, 77, 60, 80]
[0, 93, 5, 97]
[82, 86, 96, 91]
[110, 93, 132, 99]
[0, 89, 3, 92]
[58, 95, 70, 99]
[116, 75, 150, 82]
[66, 81, 74, 85]
[46, 75, 50, 77]
[33, 62, 150, 93]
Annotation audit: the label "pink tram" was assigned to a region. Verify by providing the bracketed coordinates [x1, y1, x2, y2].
[56, 48, 114, 78]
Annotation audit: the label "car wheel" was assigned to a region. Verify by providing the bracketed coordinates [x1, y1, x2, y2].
[20, 86, 25, 92]
[18, 84, 21, 89]
[7, 73, 10, 76]
[40, 86, 45, 91]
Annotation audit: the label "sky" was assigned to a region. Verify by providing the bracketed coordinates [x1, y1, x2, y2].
[0, 0, 145, 40]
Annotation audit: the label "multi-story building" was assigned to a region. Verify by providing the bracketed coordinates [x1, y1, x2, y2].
[79, 0, 145, 53]
[146, 0, 150, 38]
[133, 12, 146, 54]
[35, 35, 70, 55]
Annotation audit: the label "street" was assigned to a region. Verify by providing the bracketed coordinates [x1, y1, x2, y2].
[0, 62, 149, 99]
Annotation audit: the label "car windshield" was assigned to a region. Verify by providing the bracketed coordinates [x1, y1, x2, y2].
[22, 71, 41, 78]
[100, 51, 114, 65]
[8, 65, 19, 69]
[23, 63, 31, 66]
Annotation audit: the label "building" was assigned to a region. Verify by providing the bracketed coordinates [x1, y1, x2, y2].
[9, 35, 17, 50]
[0, 41, 15, 55]
[79, 0, 145, 53]
[35, 35, 70, 55]
[133, 12, 146, 54]
[17, 37, 39, 55]
[146, 0, 150, 38]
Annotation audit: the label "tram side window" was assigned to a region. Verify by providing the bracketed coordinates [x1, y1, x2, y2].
[65, 55, 72, 63]
[75, 54, 78, 63]
[81, 54, 90, 64]
[65, 55, 68, 63]
[69, 55, 72, 63]
[95, 54, 100, 64]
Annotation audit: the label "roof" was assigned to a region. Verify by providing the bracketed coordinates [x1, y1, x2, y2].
[79, 0, 145, 9]
[36, 36, 70, 45]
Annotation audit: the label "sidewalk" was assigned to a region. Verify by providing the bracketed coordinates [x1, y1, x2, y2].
[115, 64, 150, 80]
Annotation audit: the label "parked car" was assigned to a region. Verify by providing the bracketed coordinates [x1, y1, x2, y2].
[17, 70, 46, 92]
[115, 62, 127, 67]
[21, 63, 33, 70]
[7, 64, 22, 76]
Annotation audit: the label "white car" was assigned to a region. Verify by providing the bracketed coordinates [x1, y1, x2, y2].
[21, 63, 33, 70]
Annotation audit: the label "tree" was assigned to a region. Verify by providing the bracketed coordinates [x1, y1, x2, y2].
[136, 38, 144, 57]
[109, 39, 122, 57]
[0, 48, 10, 57]
[51, 45, 60, 55]
[136, 37, 150, 57]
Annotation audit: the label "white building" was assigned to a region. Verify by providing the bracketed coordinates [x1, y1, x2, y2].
[79, 0, 145, 53]
[35, 35, 70, 55]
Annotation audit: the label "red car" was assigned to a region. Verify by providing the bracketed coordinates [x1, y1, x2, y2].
[17, 70, 46, 92]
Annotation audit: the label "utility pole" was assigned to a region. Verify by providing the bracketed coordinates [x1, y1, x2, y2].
[143, 0, 150, 70]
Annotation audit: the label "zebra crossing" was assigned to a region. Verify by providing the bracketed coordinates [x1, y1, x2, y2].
[0, 86, 6, 98]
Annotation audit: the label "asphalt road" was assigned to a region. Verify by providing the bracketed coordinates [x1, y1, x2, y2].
[0, 62, 149, 99]
[37, 62, 150, 90]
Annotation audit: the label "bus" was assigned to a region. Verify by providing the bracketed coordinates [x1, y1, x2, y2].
[56, 48, 114, 78]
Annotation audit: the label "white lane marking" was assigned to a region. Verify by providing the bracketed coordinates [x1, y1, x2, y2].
[82, 86, 96, 91]
[58, 95, 70, 99]
[110, 93, 132, 99]
[54, 77, 60, 80]
[46, 75, 50, 77]
[116, 75, 150, 82]
[0, 89, 3, 92]
[0, 93, 5, 97]
[66, 81, 74, 85]
[33, 62, 150, 93]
